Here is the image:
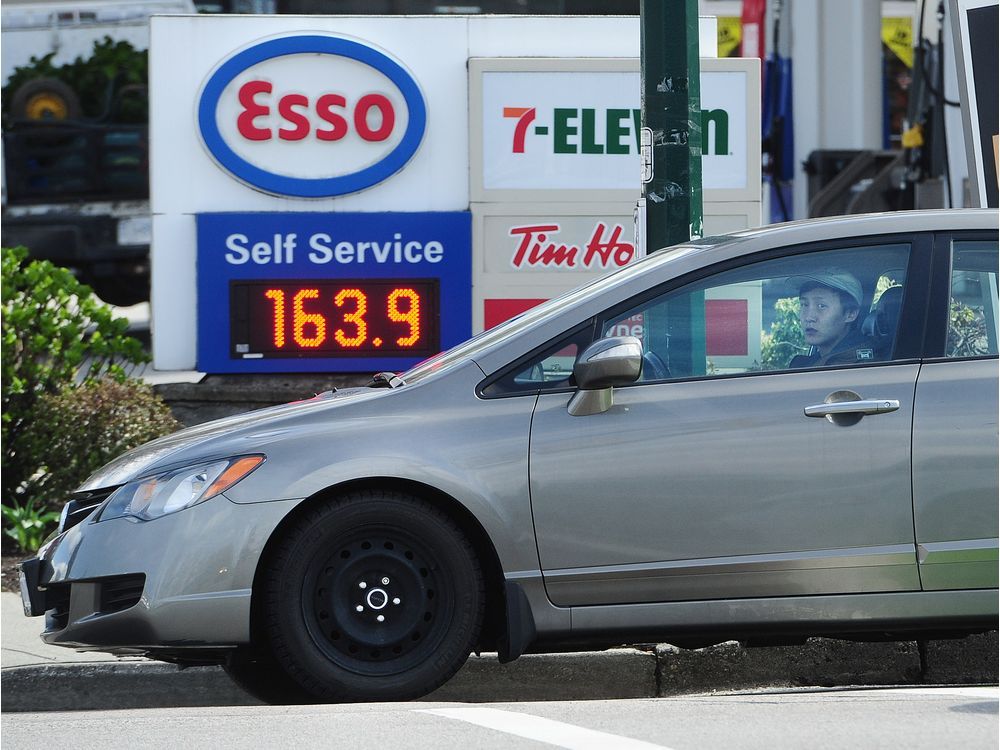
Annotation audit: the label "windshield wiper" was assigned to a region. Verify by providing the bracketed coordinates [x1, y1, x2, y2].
[368, 371, 405, 389]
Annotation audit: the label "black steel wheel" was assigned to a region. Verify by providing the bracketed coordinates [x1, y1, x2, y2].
[263, 491, 484, 702]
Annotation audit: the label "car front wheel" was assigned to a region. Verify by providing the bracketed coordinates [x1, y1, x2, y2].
[263, 490, 485, 702]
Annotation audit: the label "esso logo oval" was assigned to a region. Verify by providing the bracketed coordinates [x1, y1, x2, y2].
[198, 35, 426, 198]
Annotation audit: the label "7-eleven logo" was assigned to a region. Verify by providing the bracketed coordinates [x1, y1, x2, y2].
[503, 107, 537, 153]
[502, 105, 729, 156]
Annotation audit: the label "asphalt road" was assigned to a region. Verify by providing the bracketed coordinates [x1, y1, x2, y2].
[3, 687, 996, 750]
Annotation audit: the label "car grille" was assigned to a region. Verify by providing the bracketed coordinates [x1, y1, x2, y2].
[44, 574, 146, 632]
[100, 574, 146, 614]
[44, 584, 71, 630]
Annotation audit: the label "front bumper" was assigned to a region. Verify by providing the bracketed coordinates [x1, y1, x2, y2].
[18, 557, 47, 617]
[19, 492, 301, 657]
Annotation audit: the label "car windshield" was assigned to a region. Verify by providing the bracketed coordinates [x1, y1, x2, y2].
[402, 235, 734, 384]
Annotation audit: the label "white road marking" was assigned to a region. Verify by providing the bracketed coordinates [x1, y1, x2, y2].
[419, 707, 674, 750]
[861, 687, 998, 699]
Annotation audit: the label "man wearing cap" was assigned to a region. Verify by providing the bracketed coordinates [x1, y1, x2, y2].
[789, 269, 877, 368]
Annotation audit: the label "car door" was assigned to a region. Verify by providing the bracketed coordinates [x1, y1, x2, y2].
[912, 233, 999, 590]
[528, 236, 928, 607]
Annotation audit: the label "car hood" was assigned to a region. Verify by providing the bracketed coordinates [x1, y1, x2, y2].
[78, 387, 382, 491]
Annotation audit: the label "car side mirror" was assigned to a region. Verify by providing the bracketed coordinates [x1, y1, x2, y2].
[567, 335, 642, 416]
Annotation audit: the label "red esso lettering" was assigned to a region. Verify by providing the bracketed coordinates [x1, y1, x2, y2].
[236, 80, 396, 143]
[353, 94, 395, 141]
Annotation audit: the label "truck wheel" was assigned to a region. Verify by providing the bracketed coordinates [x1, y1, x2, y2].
[263, 491, 485, 703]
[10, 78, 82, 121]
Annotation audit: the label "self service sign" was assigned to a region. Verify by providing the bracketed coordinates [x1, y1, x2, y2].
[197, 213, 471, 373]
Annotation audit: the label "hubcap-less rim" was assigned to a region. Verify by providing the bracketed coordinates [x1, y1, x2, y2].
[26, 93, 69, 120]
[302, 527, 454, 676]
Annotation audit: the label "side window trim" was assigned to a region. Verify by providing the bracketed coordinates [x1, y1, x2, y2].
[888, 231, 934, 361]
[924, 230, 1000, 360]
[922, 231, 956, 359]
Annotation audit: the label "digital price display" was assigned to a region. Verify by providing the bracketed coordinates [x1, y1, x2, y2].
[230, 279, 439, 359]
[196, 211, 470, 373]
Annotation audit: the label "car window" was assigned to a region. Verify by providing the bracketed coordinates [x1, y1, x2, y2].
[480, 324, 593, 396]
[599, 243, 912, 381]
[402, 238, 727, 385]
[946, 239, 999, 358]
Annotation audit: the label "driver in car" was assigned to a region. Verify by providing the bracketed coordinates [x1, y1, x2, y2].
[789, 269, 876, 368]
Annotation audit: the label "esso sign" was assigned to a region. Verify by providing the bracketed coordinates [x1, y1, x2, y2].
[198, 35, 426, 198]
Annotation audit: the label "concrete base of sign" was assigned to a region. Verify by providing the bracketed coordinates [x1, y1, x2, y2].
[155, 374, 370, 427]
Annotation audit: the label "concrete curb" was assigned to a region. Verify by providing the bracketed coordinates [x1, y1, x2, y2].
[2, 634, 995, 712]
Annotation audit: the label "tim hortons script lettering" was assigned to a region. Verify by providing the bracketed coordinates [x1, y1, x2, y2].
[509, 223, 635, 269]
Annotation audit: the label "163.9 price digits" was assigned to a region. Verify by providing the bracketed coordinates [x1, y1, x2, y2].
[230, 279, 438, 358]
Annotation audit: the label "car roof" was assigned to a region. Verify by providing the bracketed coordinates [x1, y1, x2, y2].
[671, 208, 997, 254]
[412, 209, 998, 380]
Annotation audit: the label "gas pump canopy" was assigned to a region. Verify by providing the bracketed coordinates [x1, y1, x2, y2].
[150, 15, 760, 373]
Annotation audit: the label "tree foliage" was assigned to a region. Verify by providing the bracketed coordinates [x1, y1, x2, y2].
[760, 296, 808, 370]
[947, 300, 991, 357]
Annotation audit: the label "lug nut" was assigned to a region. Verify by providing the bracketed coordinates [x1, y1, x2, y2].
[381, 577, 390, 585]
[377, 615, 385, 622]
[359, 582, 367, 589]
[393, 597, 401, 605]
[356, 605, 364, 612]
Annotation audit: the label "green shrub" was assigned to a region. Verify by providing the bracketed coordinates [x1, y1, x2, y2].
[1, 499, 60, 554]
[2, 246, 150, 512]
[29, 379, 180, 506]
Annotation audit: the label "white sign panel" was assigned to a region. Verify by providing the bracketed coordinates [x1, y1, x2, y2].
[481, 67, 640, 191]
[471, 57, 760, 203]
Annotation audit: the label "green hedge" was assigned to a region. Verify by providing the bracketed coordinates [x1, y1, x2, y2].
[2, 247, 177, 551]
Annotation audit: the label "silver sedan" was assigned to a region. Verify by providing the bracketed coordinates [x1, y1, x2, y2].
[19, 208, 999, 703]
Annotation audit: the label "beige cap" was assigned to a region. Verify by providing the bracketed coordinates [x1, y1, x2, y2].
[790, 269, 864, 307]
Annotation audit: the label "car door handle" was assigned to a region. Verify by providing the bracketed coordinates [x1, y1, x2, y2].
[804, 399, 900, 417]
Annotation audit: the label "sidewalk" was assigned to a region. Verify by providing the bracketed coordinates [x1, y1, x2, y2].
[2, 591, 996, 712]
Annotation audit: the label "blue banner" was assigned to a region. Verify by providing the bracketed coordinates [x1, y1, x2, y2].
[196, 212, 471, 373]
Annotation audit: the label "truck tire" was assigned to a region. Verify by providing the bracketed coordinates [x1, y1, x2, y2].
[11, 78, 82, 121]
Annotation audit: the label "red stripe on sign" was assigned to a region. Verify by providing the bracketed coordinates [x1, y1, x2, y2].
[484, 299, 547, 330]
[705, 299, 749, 356]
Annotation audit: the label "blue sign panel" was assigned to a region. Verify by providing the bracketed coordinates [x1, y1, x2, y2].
[197, 212, 471, 373]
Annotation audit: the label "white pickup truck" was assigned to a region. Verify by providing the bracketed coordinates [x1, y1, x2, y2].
[1, 0, 194, 305]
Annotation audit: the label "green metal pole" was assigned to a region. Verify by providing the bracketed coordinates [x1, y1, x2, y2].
[640, 0, 703, 251]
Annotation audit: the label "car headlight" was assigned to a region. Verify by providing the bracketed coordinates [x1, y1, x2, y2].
[97, 455, 264, 522]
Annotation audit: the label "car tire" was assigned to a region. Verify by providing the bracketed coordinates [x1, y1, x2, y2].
[223, 648, 318, 705]
[263, 490, 485, 702]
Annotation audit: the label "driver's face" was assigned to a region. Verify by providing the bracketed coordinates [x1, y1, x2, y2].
[799, 287, 858, 355]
